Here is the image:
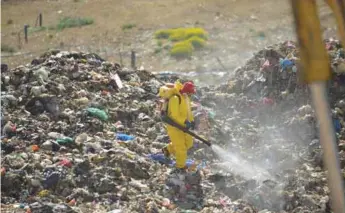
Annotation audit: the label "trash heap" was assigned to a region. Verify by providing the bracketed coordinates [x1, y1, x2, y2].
[194, 39, 345, 212]
[1, 38, 345, 213]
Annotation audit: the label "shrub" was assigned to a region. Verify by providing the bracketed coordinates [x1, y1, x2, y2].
[163, 44, 171, 50]
[185, 28, 208, 40]
[155, 27, 208, 41]
[122, 23, 136, 30]
[154, 27, 209, 58]
[169, 28, 187, 41]
[56, 17, 94, 30]
[187, 36, 206, 49]
[154, 47, 162, 54]
[154, 29, 172, 39]
[157, 40, 163, 47]
[1, 44, 15, 53]
[170, 41, 193, 59]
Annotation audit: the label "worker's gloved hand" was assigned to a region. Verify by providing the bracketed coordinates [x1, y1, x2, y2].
[190, 121, 196, 130]
[185, 120, 192, 129]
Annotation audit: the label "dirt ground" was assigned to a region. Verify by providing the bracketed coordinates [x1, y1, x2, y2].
[1, 0, 338, 75]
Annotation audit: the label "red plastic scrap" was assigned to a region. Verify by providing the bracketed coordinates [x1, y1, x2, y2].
[260, 59, 270, 72]
[262, 97, 274, 105]
[219, 198, 227, 207]
[59, 159, 72, 167]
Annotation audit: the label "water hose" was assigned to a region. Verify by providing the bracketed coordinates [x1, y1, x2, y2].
[161, 115, 212, 147]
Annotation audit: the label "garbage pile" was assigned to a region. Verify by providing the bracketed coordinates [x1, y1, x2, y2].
[1, 37, 345, 213]
[194, 39, 345, 212]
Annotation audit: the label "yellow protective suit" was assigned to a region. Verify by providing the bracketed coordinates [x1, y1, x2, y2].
[166, 81, 194, 168]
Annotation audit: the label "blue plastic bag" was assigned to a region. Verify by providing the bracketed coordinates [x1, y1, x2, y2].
[115, 133, 135, 141]
[43, 172, 60, 189]
[279, 58, 294, 71]
[333, 119, 342, 133]
[148, 153, 204, 169]
[148, 153, 172, 164]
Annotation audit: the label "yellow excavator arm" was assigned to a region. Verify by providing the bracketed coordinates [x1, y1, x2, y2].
[290, 0, 345, 212]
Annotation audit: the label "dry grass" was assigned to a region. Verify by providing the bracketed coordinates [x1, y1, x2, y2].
[1, 0, 336, 71]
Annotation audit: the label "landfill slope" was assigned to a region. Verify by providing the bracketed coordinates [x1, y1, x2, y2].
[1, 39, 345, 213]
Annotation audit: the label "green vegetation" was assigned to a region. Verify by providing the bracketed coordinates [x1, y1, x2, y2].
[1, 44, 15, 53]
[25, 17, 93, 34]
[56, 17, 94, 31]
[157, 40, 163, 47]
[154, 29, 171, 39]
[163, 44, 171, 50]
[122, 23, 136, 30]
[187, 36, 206, 49]
[154, 27, 208, 41]
[170, 41, 193, 59]
[169, 28, 187, 41]
[154, 47, 162, 54]
[29, 26, 47, 33]
[154, 27, 208, 59]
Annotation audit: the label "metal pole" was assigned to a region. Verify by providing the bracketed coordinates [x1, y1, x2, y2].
[24, 25, 29, 43]
[131, 50, 136, 70]
[39, 13, 42, 27]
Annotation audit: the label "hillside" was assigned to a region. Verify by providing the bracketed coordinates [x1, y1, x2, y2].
[1, 0, 337, 77]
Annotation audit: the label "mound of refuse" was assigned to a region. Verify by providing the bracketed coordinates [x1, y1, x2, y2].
[1, 38, 345, 213]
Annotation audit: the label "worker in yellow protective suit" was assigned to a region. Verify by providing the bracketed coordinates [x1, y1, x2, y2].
[162, 81, 196, 173]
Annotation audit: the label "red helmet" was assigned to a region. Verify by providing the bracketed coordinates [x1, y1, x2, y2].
[180, 81, 196, 94]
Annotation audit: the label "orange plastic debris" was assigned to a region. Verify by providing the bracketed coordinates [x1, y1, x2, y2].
[68, 198, 76, 206]
[101, 90, 109, 96]
[1, 167, 6, 176]
[32, 145, 39, 152]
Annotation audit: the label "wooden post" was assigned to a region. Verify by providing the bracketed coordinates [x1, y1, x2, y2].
[17, 32, 22, 49]
[39, 13, 43, 27]
[119, 51, 123, 67]
[24, 25, 29, 43]
[131, 50, 136, 70]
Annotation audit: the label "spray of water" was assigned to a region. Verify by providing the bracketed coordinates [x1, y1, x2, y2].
[211, 144, 275, 182]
